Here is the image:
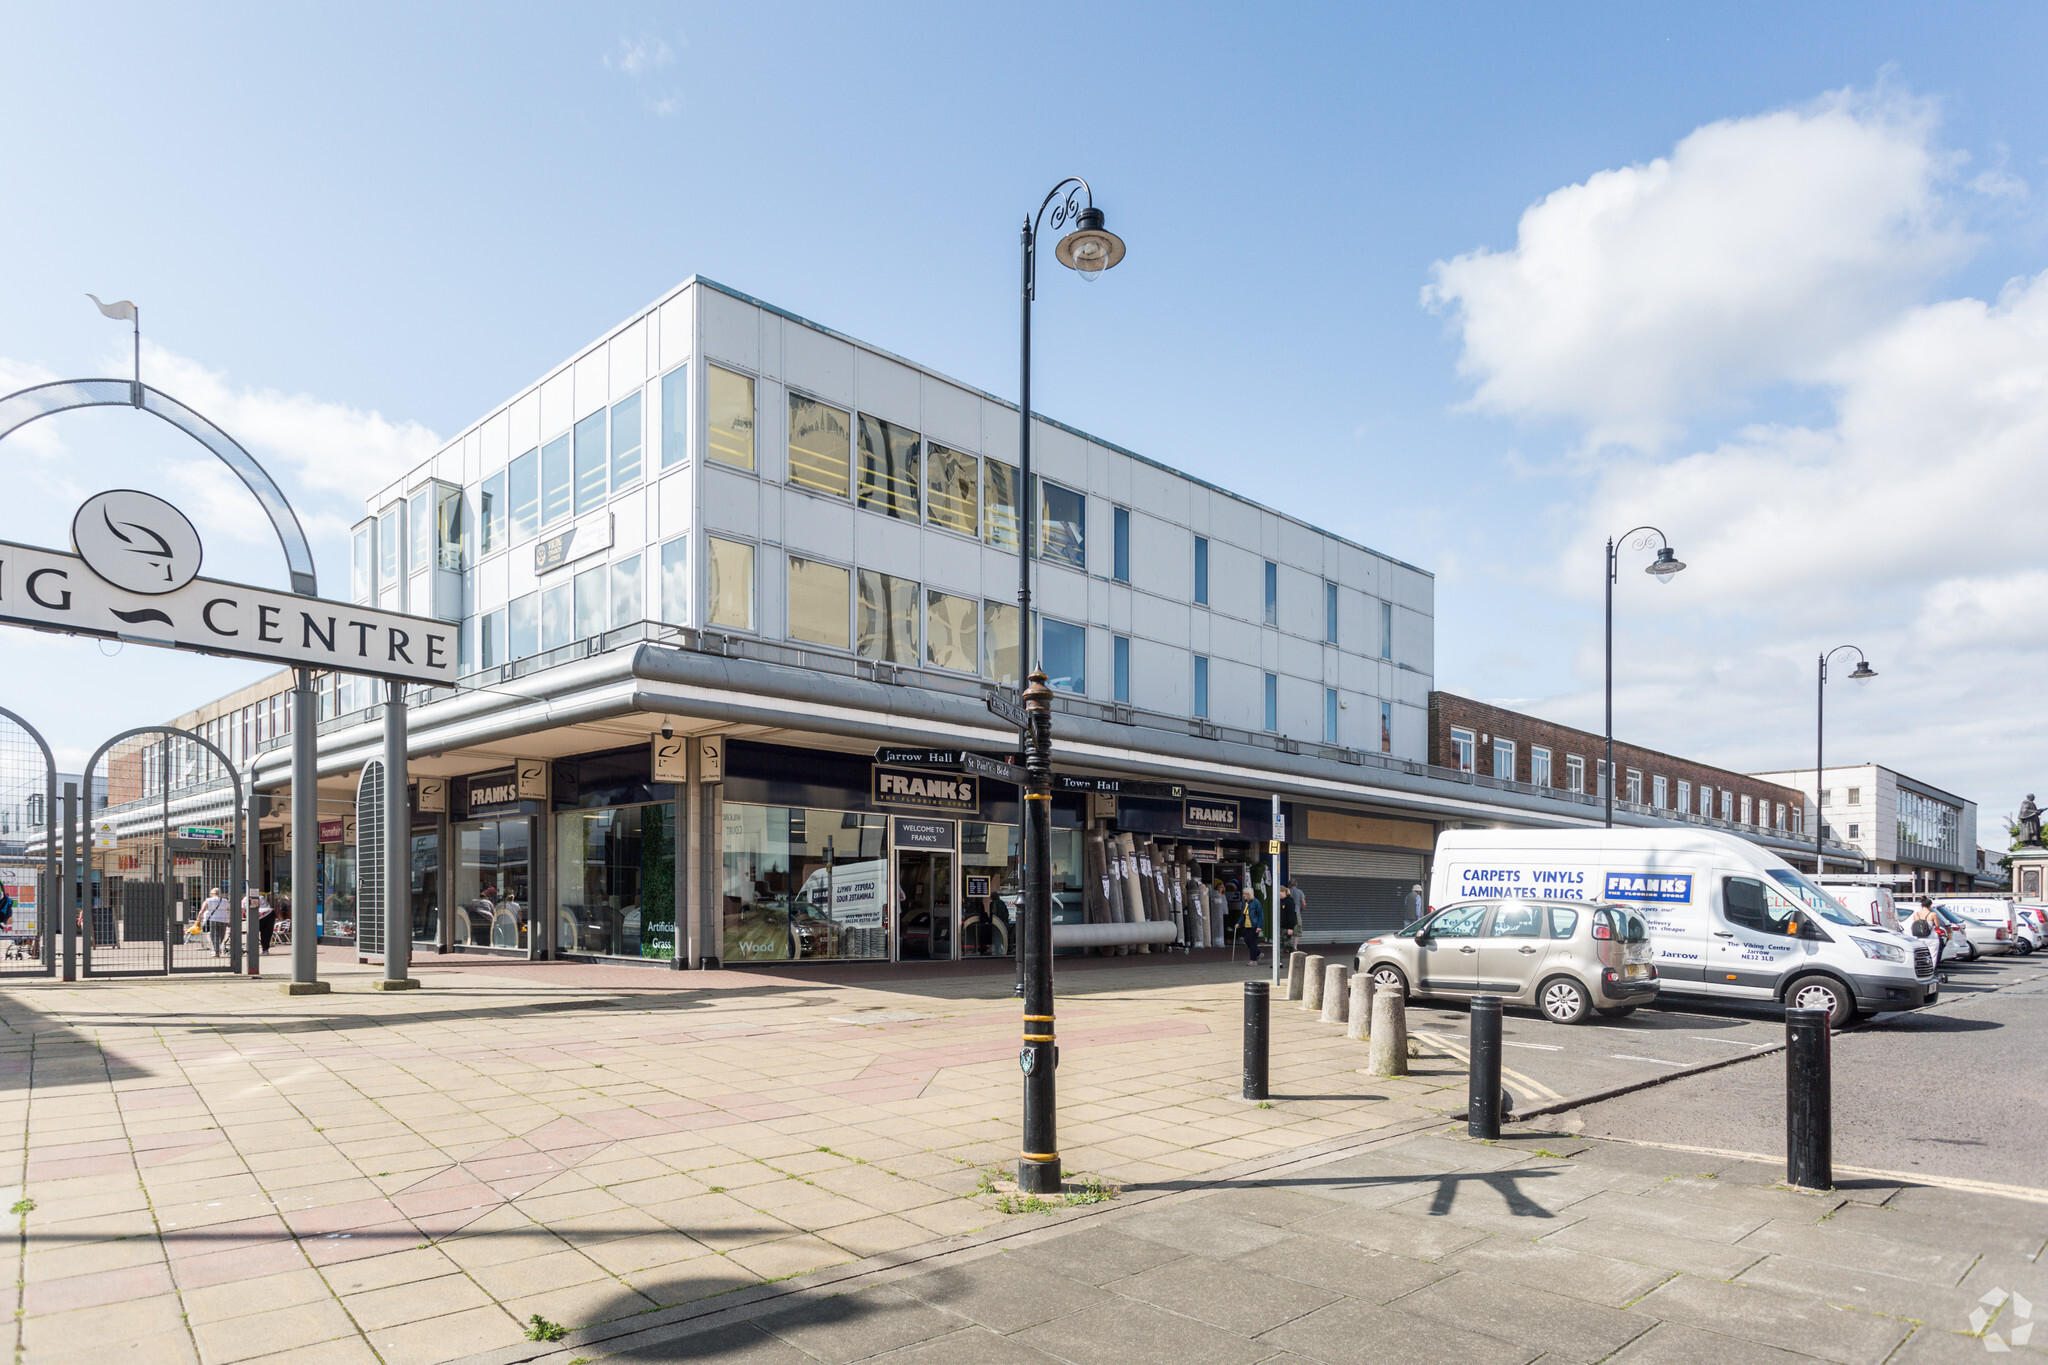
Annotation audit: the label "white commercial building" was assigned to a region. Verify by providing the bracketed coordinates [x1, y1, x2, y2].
[1751, 763, 1979, 894]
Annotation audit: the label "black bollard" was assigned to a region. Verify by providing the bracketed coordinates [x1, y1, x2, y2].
[1243, 980, 1270, 1101]
[1469, 995, 1503, 1139]
[1785, 1007, 1832, 1189]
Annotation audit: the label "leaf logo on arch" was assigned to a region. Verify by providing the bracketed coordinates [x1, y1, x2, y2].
[71, 490, 203, 596]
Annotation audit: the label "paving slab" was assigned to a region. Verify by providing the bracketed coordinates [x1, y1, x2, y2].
[1630, 1273, 1914, 1365]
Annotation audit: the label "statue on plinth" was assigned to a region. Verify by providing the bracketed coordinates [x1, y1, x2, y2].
[2019, 794, 2043, 848]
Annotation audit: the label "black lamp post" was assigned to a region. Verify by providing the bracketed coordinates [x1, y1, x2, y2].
[1014, 179, 1126, 1196]
[1815, 646, 1877, 873]
[1604, 528, 1685, 827]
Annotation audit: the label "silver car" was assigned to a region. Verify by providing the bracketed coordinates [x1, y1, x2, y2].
[1357, 897, 1659, 1024]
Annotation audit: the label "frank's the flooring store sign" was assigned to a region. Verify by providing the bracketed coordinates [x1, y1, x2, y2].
[871, 766, 979, 813]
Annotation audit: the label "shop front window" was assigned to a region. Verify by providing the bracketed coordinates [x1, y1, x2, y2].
[961, 822, 1019, 957]
[557, 803, 674, 959]
[319, 843, 356, 943]
[410, 831, 439, 944]
[722, 805, 887, 962]
[454, 819, 532, 949]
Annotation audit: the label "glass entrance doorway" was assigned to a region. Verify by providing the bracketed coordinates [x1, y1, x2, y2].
[453, 818, 532, 949]
[894, 851, 954, 960]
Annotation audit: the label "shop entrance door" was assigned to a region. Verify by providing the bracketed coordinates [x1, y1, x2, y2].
[894, 851, 954, 961]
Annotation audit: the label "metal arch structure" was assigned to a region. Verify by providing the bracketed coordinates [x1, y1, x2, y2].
[0, 379, 319, 596]
[77, 723, 246, 978]
[0, 706, 59, 976]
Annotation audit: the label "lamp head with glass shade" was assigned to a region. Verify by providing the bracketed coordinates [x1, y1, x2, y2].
[1849, 660, 1877, 684]
[1054, 206, 1126, 282]
[1646, 546, 1685, 583]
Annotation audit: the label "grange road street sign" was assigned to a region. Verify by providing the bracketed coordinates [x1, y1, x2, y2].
[0, 538, 458, 686]
[985, 689, 1028, 729]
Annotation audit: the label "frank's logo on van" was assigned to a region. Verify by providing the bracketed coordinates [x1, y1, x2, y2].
[1604, 872, 1693, 903]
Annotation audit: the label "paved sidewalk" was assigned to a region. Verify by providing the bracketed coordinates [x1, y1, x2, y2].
[486, 1121, 2048, 1365]
[0, 951, 1458, 1364]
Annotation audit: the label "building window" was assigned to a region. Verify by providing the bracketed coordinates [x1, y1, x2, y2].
[541, 580, 572, 651]
[408, 488, 431, 582]
[573, 410, 608, 516]
[857, 414, 920, 519]
[1380, 700, 1392, 753]
[1041, 619, 1086, 694]
[1324, 582, 1338, 644]
[1653, 775, 1668, 809]
[786, 556, 851, 650]
[1264, 673, 1278, 731]
[1040, 481, 1085, 568]
[1380, 601, 1394, 660]
[1112, 506, 1131, 582]
[787, 394, 853, 498]
[858, 570, 918, 664]
[983, 460, 1019, 550]
[659, 535, 687, 624]
[1451, 727, 1475, 774]
[351, 523, 372, 603]
[1494, 739, 1515, 781]
[508, 592, 538, 659]
[1193, 536, 1209, 604]
[1819, 788, 1831, 807]
[661, 363, 688, 469]
[1775, 802, 1787, 831]
[1676, 780, 1691, 813]
[573, 564, 607, 640]
[1324, 688, 1338, 744]
[1792, 807, 1803, 834]
[1847, 786, 1861, 805]
[926, 445, 978, 535]
[508, 448, 539, 542]
[1719, 789, 1732, 820]
[981, 600, 1019, 685]
[378, 503, 401, 589]
[1113, 635, 1131, 702]
[1193, 656, 1209, 718]
[707, 538, 755, 631]
[1263, 561, 1278, 625]
[1566, 755, 1584, 792]
[1531, 747, 1552, 787]
[1740, 794, 1753, 826]
[611, 392, 644, 490]
[540, 433, 572, 526]
[479, 472, 504, 558]
[1597, 761, 1611, 798]
[925, 589, 978, 673]
[1848, 822, 1861, 840]
[1625, 770, 1642, 804]
[707, 366, 755, 471]
[611, 555, 642, 628]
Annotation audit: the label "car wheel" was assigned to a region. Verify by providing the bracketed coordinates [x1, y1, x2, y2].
[1595, 1005, 1637, 1019]
[1370, 964, 1408, 1000]
[1786, 974, 1856, 1028]
[1539, 976, 1591, 1025]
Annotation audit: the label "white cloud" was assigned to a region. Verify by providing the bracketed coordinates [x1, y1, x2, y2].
[1432, 86, 2048, 829]
[605, 36, 672, 75]
[1425, 89, 1972, 451]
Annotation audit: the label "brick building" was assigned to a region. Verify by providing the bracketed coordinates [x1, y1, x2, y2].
[1429, 692, 1807, 836]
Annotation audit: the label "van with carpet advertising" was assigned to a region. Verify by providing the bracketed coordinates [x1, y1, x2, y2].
[1425, 828, 1936, 1026]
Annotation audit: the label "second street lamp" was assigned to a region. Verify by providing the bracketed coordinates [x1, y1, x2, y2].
[1815, 646, 1877, 874]
[1604, 527, 1686, 828]
[1015, 178, 1126, 1196]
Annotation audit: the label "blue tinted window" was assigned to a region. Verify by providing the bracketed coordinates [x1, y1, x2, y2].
[611, 392, 643, 488]
[573, 410, 608, 515]
[1325, 688, 1338, 743]
[1264, 672, 1278, 731]
[1264, 561, 1277, 625]
[661, 364, 688, 468]
[1112, 634, 1130, 702]
[1193, 656, 1209, 718]
[1193, 537, 1208, 604]
[1042, 619, 1086, 694]
[540, 435, 571, 526]
[1112, 507, 1130, 582]
[1325, 582, 1338, 643]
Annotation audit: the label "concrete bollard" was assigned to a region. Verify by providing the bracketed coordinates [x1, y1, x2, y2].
[1301, 954, 1327, 1011]
[1367, 984, 1408, 1076]
[1285, 951, 1307, 1001]
[1346, 972, 1374, 1041]
[1321, 964, 1351, 1024]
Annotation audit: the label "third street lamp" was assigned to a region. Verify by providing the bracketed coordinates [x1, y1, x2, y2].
[1014, 179, 1127, 1197]
[1815, 646, 1877, 873]
[1604, 527, 1686, 828]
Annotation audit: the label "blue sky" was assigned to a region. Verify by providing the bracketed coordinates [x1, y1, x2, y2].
[5, 2, 2047, 830]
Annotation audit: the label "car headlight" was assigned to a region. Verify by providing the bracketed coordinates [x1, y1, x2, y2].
[1853, 937, 1906, 963]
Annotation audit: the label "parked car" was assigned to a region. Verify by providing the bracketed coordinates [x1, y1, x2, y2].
[1933, 906, 1979, 961]
[2015, 905, 2046, 952]
[1357, 896, 1659, 1025]
[1936, 899, 2017, 956]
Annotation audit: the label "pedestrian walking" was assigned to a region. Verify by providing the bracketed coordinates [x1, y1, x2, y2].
[1907, 896, 1942, 964]
[1281, 879, 1305, 955]
[1238, 877, 1264, 965]
[199, 886, 235, 956]
[1406, 883, 1425, 923]
[262, 892, 286, 953]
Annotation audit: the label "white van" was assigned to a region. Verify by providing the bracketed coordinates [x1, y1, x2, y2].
[1429, 828, 1936, 1025]
[1817, 881, 1900, 932]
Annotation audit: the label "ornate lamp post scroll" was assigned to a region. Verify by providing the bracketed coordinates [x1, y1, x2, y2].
[1604, 527, 1685, 828]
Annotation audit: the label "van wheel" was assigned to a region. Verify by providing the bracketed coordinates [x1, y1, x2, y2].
[1539, 976, 1591, 1025]
[1370, 964, 1408, 1000]
[1596, 1005, 1636, 1019]
[1786, 974, 1856, 1028]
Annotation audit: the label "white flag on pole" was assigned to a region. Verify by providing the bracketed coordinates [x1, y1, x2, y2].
[86, 293, 137, 321]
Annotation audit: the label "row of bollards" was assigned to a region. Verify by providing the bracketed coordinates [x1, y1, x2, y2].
[1245, 951, 1410, 1101]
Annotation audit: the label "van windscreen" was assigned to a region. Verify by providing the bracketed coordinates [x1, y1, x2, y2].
[1766, 869, 1861, 925]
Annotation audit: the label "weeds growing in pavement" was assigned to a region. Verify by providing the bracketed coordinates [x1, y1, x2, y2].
[995, 1176, 1118, 1214]
[525, 1315, 567, 1342]
[9, 1199, 32, 1216]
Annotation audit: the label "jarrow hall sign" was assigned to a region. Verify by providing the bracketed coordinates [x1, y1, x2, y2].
[0, 537, 458, 687]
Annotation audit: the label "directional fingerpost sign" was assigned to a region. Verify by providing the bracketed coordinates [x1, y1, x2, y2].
[985, 689, 1027, 729]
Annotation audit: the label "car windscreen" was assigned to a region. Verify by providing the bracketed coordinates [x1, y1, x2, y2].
[1766, 869, 1862, 926]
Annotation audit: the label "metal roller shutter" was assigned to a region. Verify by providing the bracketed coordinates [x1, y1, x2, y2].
[1290, 847, 1426, 942]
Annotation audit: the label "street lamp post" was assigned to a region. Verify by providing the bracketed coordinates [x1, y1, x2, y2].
[1815, 646, 1877, 874]
[1604, 528, 1686, 828]
[1014, 178, 1126, 1196]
